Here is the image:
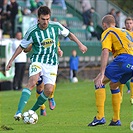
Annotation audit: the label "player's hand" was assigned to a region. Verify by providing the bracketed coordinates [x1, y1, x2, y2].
[6, 60, 12, 71]
[58, 50, 63, 57]
[79, 45, 87, 54]
[94, 73, 104, 88]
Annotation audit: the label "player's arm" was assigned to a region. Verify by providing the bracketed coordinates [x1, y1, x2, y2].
[68, 32, 87, 53]
[6, 45, 23, 70]
[100, 48, 109, 75]
[23, 44, 32, 53]
[94, 48, 109, 88]
[94, 31, 111, 88]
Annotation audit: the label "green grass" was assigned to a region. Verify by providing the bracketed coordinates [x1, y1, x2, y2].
[0, 80, 133, 133]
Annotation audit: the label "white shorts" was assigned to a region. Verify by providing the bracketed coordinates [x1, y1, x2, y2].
[29, 62, 58, 85]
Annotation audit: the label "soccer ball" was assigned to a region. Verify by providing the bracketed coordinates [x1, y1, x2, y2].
[22, 110, 38, 124]
[72, 77, 78, 83]
[130, 121, 133, 131]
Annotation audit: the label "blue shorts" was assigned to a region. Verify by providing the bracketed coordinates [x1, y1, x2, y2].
[105, 54, 133, 84]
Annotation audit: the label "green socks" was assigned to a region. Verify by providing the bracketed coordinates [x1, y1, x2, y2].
[125, 80, 130, 91]
[31, 92, 48, 111]
[17, 88, 31, 113]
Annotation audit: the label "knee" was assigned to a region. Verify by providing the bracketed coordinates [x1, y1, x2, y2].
[109, 82, 119, 90]
[46, 89, 53, 97]
[44, 85, 54, 97]
[27, 80, 37, 90]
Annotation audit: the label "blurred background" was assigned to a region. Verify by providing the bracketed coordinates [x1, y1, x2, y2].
[0, 0, 132, 90]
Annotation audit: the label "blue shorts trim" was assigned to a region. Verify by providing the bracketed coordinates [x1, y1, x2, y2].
[95, 85, 105, 89]
[36, 90, 43, 94]
[111, 89, 120, 94]
[36, 76, 43, 86]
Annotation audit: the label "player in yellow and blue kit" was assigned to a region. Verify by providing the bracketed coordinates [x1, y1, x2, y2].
[119, 17, 133, 104]
[88, 15, 133, 126]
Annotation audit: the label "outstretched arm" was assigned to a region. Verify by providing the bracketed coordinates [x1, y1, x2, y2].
[6, 45, 23, 70]
[68, 32, 88, 53]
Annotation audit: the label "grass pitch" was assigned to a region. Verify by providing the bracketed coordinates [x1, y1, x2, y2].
[0, 80, 133, 133]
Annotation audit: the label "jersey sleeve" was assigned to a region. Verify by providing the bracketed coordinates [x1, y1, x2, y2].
[101, 30, 112, 51]
[20, 30, 33, 49]
[58, 22, 70, 37]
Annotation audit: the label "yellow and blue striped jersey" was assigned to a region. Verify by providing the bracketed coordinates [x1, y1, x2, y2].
[101, 27, 133, 57]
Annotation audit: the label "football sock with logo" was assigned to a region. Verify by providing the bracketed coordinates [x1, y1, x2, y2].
[31, 92, 48, 111]
[95, 85, 106, 120]
[111, 89, 121, 121]
[36, 90, 46, 110]
[49, 84, 56, 98]
[17, 88, 31, 113]
[125, 80, 130, 91]
[130, 79, 133, 98]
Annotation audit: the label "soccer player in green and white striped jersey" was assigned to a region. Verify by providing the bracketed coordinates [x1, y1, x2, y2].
[6, 6, 87, 121]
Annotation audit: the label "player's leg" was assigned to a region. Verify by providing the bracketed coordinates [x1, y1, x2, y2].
[119, 84, 124, 103]
[36, 79, 46, 116]
[31, 64, 58, 112]
[14, 62, 42, 121]
[48, 84, 56, 110]
[88, 85, 106, 126]
[130, 78, 133, 104]
[125, 80, 130, 93]
[109, 81, 121, 126]
[31, 84, 54, 111]
[88, 76, 109, 126]
[14, 73, 40, 120]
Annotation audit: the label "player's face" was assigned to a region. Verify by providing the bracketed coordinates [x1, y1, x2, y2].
[125, 20, 133, 32]
[102, 23, 108, 31]
[38, 14, 50, 29]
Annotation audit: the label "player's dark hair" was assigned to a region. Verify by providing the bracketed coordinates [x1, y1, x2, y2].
[38, 6, 51, 17]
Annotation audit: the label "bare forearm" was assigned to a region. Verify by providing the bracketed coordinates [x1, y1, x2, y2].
[100, 49, 109, 75]
[68, 32, 82, 47]
[6, 45, 23, 70]
[68, 32, 87, 53]
[10, 46, 23, 62]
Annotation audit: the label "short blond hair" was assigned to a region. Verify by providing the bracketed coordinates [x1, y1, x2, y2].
[102, 15, 115, 25]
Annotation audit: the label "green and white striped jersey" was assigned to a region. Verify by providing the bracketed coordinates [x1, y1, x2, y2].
[21, 21, 70, 65]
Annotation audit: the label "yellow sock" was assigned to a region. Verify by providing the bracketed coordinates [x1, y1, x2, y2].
[111, 89, 121, 122]
[95, 88, 106, 120]
[36, 90, 46, 110]
[119, 84, 124, 97]
[130, 79, 133, 98]
[119, 84, 124, 103]
[49, 84, 56, 99]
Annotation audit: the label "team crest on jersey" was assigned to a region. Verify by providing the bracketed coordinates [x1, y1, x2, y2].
[41, 38, 54, 48]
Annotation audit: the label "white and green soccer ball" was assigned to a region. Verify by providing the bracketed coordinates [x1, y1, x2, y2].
[22, 110, 38, 124]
